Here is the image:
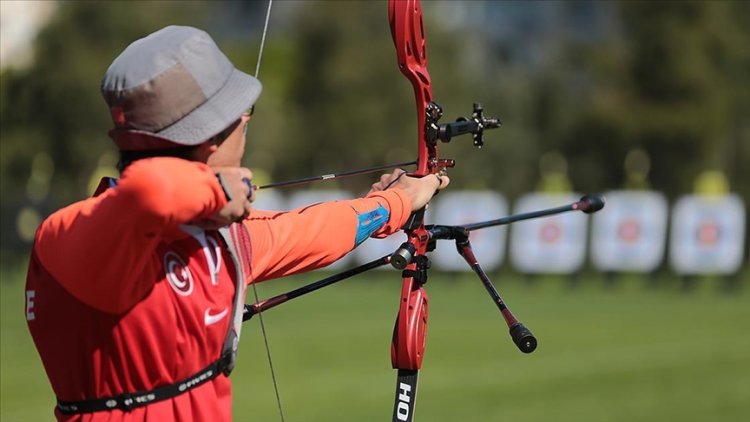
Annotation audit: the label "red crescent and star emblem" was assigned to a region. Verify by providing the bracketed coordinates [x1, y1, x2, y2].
[164, 251, 194, 296]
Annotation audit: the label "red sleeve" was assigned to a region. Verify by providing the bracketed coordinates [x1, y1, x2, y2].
[34, 157, 227, 314]
[247, 188, 412, 281]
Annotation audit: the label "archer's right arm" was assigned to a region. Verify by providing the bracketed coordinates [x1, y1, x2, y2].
[33, 157, 228, 314]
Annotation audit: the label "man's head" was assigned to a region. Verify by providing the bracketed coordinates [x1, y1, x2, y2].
[100, 26, 261, 168]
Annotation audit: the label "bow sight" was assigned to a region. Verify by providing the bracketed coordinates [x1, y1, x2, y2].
[426, 102, 501, 147]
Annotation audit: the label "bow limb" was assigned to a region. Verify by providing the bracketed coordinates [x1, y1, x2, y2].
[389, 0, 435, 177]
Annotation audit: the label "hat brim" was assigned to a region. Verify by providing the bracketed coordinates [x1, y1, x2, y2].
[113, 68, 262, 146]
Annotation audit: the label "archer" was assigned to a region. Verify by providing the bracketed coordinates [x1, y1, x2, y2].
[24, 25, 448, 421]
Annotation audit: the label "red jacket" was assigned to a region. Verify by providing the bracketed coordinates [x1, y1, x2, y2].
[26, 157, 411, 421]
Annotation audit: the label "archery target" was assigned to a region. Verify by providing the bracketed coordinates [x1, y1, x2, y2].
[509, 193, 588, 274]
[591, 191, 668, 272]
[427, 192, 508, 271]
[669, 194, 746, 275]
[288, 190, 354, 270]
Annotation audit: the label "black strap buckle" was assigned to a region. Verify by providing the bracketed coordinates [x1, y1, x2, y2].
[220, 350, 236, 376]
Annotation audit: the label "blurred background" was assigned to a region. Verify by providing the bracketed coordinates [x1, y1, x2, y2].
[1, 1, 748, 421]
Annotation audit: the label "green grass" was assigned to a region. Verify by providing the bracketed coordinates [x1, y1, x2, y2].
[2, 267, 749, 421]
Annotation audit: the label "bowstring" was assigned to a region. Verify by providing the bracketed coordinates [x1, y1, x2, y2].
[250, 1, 286, 421]
[254, 0, 273, 79]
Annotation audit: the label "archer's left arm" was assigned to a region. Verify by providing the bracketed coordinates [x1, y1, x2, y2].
[245, 189, 412, 283]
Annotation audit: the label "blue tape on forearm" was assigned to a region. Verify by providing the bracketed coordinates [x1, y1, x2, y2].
[355, 205, 389, 246]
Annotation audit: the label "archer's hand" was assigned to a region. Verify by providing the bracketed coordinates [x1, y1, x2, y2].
[193, 167, 255, 229]
[370, 169, 450, 211]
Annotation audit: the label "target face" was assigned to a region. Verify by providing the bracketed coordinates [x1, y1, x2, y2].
[539, 222, 562, 243]
[617, 219, 642, 243]
[670, 194, 746, 275]
[510, 193, 587, 274]
[696, 220, 721, 246]
[591, 191, 668, 272]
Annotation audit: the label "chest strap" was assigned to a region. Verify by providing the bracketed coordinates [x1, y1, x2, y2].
[57, 357, 227, 414]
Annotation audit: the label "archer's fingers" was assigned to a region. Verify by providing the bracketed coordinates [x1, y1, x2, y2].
[379, 173, 393, 185]
[435, 174, 450, 190]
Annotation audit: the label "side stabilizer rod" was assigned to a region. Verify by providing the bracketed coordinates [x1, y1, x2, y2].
[454, 233, 536, 354]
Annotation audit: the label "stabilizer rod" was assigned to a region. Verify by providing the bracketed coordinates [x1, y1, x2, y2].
[454, 233, 537, 353]
[462, 194, 605, 232]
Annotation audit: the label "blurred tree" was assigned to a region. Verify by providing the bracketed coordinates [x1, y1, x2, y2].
[547, 1, 750, 198]
[3, 1, 748, 264]
[0, 0, 480, 259]
[0, 1, 212, 263]
[1, 1, 213, 200]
